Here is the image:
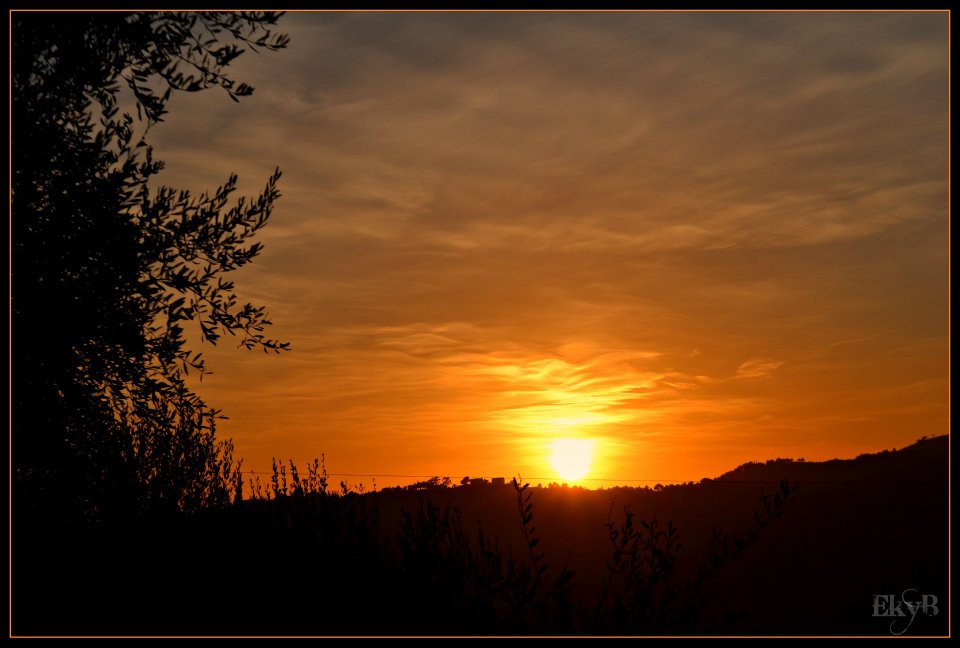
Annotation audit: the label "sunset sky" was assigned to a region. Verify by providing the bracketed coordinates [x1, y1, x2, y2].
[148, 11, 948, 487]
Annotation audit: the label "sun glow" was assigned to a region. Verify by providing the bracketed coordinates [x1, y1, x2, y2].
[548, 438, 596, 483]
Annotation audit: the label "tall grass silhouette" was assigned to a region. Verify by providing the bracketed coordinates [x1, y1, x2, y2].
[16, 452, 804, 635]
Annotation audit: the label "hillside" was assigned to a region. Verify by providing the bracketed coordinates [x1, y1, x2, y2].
[13, 436, 948, 636]
[364, 435, 948, 634]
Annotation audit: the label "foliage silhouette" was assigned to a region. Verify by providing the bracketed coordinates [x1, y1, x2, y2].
[12, 11, 289, 520]
[588, 478, 798, 633]
[511, 476, 576, 632]
[235, 465, 796, 635]
[13, 439, 948, 635]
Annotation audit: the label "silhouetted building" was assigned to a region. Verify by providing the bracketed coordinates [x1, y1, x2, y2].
[491, 477, 505, 486]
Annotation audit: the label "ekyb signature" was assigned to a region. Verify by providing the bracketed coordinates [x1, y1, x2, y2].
[872, 589, 940, 635]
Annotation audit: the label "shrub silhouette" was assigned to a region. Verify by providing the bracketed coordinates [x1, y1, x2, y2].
[18, 433, 862, 637]
[225, 461, 797, 635]
[14, 437, 945, 636]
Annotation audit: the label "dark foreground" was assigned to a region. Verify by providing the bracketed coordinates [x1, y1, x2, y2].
[12, 436, 948, 636]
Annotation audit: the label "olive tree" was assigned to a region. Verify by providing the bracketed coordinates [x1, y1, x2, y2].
[12, 11, 291, 519]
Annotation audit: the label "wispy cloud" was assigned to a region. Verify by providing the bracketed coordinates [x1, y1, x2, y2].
[152, 11, 948, 482]
[736, 358, 785, 379]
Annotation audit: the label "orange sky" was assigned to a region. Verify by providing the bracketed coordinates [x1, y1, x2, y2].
[148, 11, 948, 488]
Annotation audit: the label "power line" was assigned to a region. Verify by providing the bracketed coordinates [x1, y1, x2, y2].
[241, 470, 696, 482]
[238, 470, 943, 486]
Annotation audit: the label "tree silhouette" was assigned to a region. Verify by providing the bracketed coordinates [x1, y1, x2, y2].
[12, 11, 290, 520]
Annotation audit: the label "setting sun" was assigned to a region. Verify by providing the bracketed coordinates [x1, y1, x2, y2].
[549, 438, 596, 483]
